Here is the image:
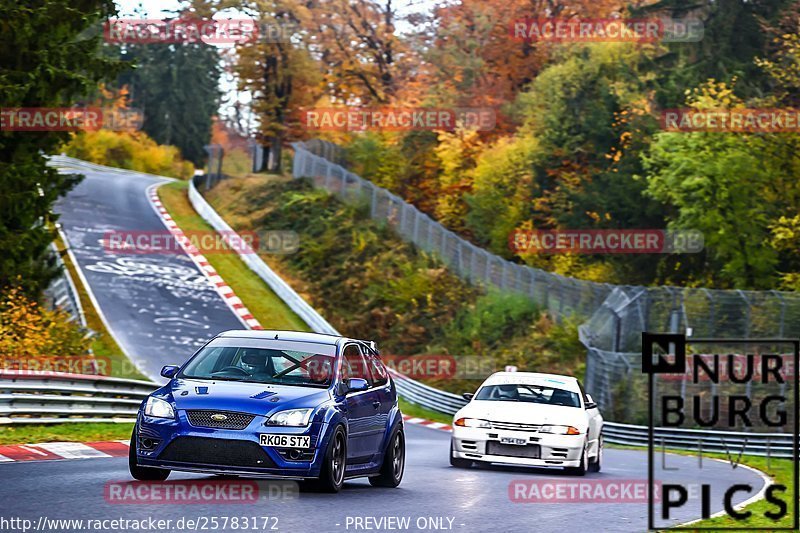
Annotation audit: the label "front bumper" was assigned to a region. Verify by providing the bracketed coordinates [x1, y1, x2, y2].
[451, 426, 584, 468]
[135, 410, 330, 478]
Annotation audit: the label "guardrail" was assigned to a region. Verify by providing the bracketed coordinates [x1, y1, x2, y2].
[603, 421, 794, 458]
[0, 371, 157, 425]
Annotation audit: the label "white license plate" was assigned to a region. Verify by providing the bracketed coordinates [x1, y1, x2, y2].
[260, 434, 311, 448]
[500, 437, 527, 446]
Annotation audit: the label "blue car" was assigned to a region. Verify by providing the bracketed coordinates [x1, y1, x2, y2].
[129, 330, 405, 492]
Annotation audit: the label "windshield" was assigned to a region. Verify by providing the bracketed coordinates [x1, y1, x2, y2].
[475, 384, 581, 408]
[180, 343, 335, 388]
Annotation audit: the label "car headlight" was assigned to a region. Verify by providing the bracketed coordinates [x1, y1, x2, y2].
[144, 397, 175, 419]
[454, 417, 491, 428]
[267, 408, 314, 427]
[540, 425, 580, 435]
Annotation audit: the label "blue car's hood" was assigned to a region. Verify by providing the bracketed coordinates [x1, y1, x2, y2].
[169, 378, 332, 416]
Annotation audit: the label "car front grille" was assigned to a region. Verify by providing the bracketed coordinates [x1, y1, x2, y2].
[486, 441, 541, 459]
[490, 421, 542, 432]
[159, 437, 276, 468]
[186, 410, 255, 430]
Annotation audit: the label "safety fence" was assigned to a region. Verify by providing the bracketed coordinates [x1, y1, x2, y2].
[291, 141, 620, 323]
[0, 371, 155, 425]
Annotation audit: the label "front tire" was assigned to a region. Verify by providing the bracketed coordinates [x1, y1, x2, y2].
[449, 440, 473, 468]
[588, 436, 603, 473]
[309, 425, 346, 493]
[128, 428, 170, 481]
[370, 426, 405, 488]
[565, 445, 588, 476]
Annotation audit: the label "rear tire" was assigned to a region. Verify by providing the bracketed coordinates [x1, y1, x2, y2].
[369, 426, 405, 488]
[449, 440, 473, 468]
[308, 425, 346, 493]
[128, 428, 170, 481]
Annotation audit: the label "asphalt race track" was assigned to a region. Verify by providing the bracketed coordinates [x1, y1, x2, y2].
[3, 162, 766, 532]
[53, 163, 243, 380]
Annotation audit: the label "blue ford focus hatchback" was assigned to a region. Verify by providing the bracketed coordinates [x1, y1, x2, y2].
[129, 330, 405, 492]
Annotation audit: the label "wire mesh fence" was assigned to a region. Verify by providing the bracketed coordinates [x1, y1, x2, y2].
[292, 141, 619, 322]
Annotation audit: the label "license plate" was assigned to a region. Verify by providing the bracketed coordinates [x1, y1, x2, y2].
[500, 437, 527, 446]
[259, 434, 311, 448]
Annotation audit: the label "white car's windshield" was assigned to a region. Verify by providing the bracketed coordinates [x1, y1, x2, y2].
[475, 384, 581, 408]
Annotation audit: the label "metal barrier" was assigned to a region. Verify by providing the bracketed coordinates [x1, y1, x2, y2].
[603, 421, 794, 458]
[0, 371, 157, 425]
[44, 242, 86, 327]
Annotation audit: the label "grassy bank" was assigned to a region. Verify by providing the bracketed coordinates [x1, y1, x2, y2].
[156, 181, 309, 331]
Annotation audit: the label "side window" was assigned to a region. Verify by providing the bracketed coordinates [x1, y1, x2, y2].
[365, 351, 389, 387]
[341, 344, 372, 386]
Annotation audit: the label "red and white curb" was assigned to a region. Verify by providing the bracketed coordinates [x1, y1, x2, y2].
[0, 441, 130, 464]
[146, 184, 262, 331]
[402, 414, 452, 432]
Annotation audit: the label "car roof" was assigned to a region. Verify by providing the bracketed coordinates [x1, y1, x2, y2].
[215, 329, 361, 347]
[482, 372, 580, 391]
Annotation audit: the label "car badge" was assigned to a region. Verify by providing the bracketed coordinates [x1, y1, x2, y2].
[210, 414, 228, 421]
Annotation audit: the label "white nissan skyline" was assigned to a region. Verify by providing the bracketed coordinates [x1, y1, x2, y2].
[450, 372, 603, 475]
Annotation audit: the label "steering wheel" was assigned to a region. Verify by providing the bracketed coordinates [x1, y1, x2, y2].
[213, 366, 250, 376]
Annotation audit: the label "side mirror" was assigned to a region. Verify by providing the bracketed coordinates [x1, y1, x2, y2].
[462, 392, 474, 401]
[161, 365, 180, 379]
[345, 378, 369, 394]
[585, 394, 597, 410]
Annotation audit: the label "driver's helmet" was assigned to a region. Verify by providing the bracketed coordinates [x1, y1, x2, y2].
[496, 384, 519, 399]
[240, 349, 267, 373]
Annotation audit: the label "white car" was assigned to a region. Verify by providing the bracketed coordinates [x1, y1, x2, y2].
[450, 372, 603, 475]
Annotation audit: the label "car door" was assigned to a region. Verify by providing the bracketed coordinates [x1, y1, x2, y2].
[364, 347, 393, 441]
[578, 381, 602, 451]
[341, 344, 381, 463]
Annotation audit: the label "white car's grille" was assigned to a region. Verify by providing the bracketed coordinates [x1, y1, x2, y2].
[490, 421, 542, 432]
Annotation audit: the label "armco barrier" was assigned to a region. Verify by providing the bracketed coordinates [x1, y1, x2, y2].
[0, 371, 157, 424]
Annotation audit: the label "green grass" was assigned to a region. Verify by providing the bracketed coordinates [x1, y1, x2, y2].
[0, 423, 135, 445]
[157, 181, 309, 331]
[54, 231, 147, 380]
[398, 398, 453, 425]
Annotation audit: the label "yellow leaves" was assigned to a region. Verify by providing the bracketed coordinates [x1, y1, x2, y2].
[0, 286, 90, 362]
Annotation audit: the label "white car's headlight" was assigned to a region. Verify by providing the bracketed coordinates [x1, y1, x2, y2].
[267, 408, 314, 427]
[144, 397, 175, 419]
[540, 425, 580, 435]
[454, 417, 491, 428]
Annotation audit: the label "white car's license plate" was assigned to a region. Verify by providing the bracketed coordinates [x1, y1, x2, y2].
[260, 434, 311, 448]
[500, 437, 527, 446]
